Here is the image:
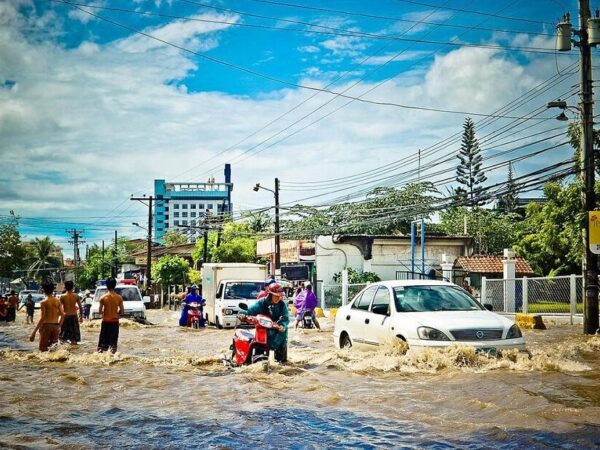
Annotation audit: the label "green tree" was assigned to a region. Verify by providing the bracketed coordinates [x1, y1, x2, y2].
[514, 181, 584, 275]
[440, 207, 521, 255]
[78, 252, 105, 288]
[501, 162, 518, 213]
[0, 220, 26, 278]
[456, 117, 487, 207]
[191, 231, 219, 265]
[212, 222, 259, 263]
[27, 236, 61, 281]
[244, 211, 272, 233]
[333, 268, 381, 284]
[163, 230, 189, 246]
[151, 255, 190, 286]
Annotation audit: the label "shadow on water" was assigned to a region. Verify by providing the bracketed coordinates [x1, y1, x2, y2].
[0, 407, 599, 449]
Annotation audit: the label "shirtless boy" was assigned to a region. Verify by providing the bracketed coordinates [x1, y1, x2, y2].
[30, 282, 64, 351]
[97, 277, 124, 354]
[59, 281, 83, 345]
[6, 290, 19, 323]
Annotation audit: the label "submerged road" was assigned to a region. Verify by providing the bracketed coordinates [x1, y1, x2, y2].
[1, 310, 599, 449]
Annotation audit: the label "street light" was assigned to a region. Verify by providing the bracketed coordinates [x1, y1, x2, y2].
[132, 222, 147, 231]
[253, 179, 280, 274]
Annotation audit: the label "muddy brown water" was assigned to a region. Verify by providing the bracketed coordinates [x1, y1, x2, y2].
[1, 310, 599, 449]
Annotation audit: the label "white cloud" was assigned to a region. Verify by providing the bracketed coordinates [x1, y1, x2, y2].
[0, 2, 574, 252]
[298, 45, 320, 54]
[67, 2, 106, 24]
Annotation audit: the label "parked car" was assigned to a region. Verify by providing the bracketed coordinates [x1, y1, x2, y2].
[333, 280, 526, 351]
[90, 283, 149, 320]
[19, 290, 39, 303]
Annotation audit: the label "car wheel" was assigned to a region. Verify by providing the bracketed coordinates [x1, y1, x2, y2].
[340, 333, 352, 349]
[216, 316, 223, 329]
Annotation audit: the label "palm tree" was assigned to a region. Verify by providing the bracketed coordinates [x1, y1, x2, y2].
[27, 237, 61, 281]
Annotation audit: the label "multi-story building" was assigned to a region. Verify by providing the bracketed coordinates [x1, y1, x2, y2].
[153, 164, 232, 242]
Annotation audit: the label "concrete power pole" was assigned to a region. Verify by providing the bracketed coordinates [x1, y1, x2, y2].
[578, 0, 599, 334]
[274, 177, 281, 274]
[131, 195, 154, 294]
[66, 229, 85, 289]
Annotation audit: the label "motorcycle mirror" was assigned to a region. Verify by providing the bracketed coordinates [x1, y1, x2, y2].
[238, 302, 248, 311]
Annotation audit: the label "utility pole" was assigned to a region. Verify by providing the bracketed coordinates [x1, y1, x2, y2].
[180, 211, 214, 267]
[578, 0, 599, 334]
[101, 240, 105, 279]
[131, 195, 154, 293]
[112, 230, 118, 278]
[274, 177, 281, 274]
[66, 229, 85, 289]
[555, 2, 599, 333]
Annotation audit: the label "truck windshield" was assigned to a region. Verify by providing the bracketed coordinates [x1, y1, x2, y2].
[224, 282, 264, 300]
[94, 287, 142, 302]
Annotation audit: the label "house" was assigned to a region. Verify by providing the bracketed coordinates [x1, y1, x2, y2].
[316, 234, 473, 286]
[453, 255, 535, 290]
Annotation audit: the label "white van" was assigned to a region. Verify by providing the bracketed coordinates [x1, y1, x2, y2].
[90, 283, 149, 320]
[202, 263, 267, 328]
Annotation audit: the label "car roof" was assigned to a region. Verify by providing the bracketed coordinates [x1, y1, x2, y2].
[365, 280, 455, 288]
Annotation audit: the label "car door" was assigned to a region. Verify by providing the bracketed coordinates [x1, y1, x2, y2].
[363, 286, 393, 346]
[345, 285, 378, 347]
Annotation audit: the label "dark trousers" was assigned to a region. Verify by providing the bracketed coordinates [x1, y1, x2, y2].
[97, 321, 119, 353]
[6, 308, 16, 322]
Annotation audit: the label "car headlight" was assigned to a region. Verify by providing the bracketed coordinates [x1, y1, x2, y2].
[506, 324, 522, 339]
[417, 326, 450, 341]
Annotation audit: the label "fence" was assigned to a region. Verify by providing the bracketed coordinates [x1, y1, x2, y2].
[317, 281, 369, 309]
[482, 275, 583, 322]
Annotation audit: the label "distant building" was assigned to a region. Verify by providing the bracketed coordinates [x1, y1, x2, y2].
[153, 164, 233, 243]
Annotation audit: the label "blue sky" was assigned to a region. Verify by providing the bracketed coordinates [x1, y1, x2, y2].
[0, 0, 584, 257]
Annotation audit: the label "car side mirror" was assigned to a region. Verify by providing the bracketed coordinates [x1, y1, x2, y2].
[142, 296, 151, 304]
[483, 303, 493, 311]
[238, 302, 248, 311]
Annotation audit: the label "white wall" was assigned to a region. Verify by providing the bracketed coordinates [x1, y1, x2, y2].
[316, 236, 470, 285]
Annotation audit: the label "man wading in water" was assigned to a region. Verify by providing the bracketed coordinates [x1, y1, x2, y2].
[59, 281, 83, 345]
[97, 277, 124, 354]
[6, 290, 19, 323]
[30, 282, 64, 351]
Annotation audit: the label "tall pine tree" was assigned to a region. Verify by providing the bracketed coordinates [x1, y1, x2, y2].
[456, 117, 487, 207]
[502, 162, 518, 212]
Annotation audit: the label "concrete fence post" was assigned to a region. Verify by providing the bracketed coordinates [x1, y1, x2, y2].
[570, 274, 577, 325]
[522, 276, 528, 314]
[481, 277, 487, 305]
[320, 282, 325, 310]
[341, 269, 349, 306]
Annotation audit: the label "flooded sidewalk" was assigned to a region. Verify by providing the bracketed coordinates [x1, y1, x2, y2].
[1, 309, 599, 448]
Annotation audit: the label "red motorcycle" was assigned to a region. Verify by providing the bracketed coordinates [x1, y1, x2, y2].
[227, 303, 279, 366]
[186, 302, 204, 329]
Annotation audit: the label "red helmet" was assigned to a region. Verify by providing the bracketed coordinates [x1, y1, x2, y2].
[266, 283, 285, 298]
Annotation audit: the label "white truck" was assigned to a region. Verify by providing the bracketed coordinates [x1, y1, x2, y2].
[202, 263, 268, 329]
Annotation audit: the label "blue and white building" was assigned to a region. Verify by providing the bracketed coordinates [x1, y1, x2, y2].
[154, 164, 232, 242]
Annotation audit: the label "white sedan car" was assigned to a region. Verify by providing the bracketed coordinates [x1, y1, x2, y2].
[334, 280, 526, 351]
[90, 284, 148, 320]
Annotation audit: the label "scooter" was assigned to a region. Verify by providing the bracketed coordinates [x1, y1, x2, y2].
[226, 302, 279, 366]
[299, 309, 314, 329]
[186, 301, 204, 329]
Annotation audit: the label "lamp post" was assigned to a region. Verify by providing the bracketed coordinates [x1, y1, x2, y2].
[253, 179, 280, 275]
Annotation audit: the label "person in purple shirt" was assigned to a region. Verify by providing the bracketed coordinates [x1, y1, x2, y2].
[293, 283, 320, 330]
[179, 285, 205, 327]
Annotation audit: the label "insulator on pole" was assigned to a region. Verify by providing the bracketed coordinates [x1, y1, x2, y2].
[557, 14, 573, 51]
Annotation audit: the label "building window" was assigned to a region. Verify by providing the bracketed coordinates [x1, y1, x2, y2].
[191, 212, 196, 218]
[182, 204, 188, 209]
[182, 220, 188, 226]
[199, 203, 204, 209]
[174, 212, 179, 218]
[182, 212, 188, 218]
[191, 220, 196, 226]
[157, 227, 164, 232]
[165, 207, 169, 212]
[190, 204, 196, 209]
[174, 220, 179, 226]
[207, 204, 214, 210]
[174, 204, 179, 209]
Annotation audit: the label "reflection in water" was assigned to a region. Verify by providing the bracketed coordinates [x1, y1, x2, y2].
[1, 311, 600, 448]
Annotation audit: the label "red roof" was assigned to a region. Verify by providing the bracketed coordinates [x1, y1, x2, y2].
[455, 255, 534, 275]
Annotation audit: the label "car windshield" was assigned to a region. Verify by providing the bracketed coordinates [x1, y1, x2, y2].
[393, 285, 483, 312]
[94, 287, 141, 302]
[224, 282, 264, 300]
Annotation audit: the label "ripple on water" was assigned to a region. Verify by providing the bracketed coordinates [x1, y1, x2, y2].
[0, 407, 598, 449]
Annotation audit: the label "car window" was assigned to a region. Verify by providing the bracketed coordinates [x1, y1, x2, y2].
[353, 286, 377, 311]
[93, 287, 141, 302]
[393, 285, 484, 312]
[370, 287, 390, 315]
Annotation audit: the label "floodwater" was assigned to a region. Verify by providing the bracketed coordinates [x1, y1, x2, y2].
[1, 310, 599, 449]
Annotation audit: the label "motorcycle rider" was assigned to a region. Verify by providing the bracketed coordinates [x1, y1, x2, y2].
[238, 283, 289, 363]
[178, 285, 205, 327]
[292, 283, 320, 330]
